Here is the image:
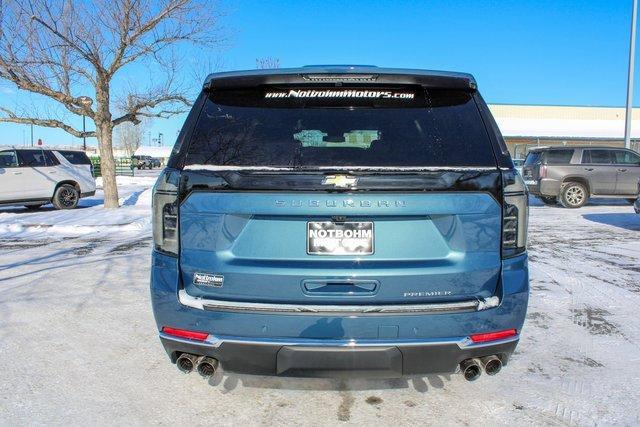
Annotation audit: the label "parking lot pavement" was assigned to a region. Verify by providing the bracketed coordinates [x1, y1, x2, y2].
[0, 193, 639, 425]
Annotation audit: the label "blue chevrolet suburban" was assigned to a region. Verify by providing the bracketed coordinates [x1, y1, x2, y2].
[150, 66, 529, 380]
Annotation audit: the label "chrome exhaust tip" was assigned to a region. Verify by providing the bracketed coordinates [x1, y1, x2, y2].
[176, 353, 200, 373]
[481, 355, 502, 376]
[460, 358, 482, 381]
[196, 357, 219, 378]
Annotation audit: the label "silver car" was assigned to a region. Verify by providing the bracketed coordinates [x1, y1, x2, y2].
[522, 146, 640, 208]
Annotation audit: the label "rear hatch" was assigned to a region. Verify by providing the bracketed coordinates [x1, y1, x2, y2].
[171, 84, 505, 306]
[522, 151, 543, 182]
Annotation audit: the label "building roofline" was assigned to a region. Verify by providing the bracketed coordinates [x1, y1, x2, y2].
[488, 102, 640, 109]
[528, 145, 637, 151]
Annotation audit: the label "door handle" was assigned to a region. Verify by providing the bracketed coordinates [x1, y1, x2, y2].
[617, 168, 628, 172]
[12, 171, 22, 175]
[48, 171, 57, 174]
[584, 168, 594, 171]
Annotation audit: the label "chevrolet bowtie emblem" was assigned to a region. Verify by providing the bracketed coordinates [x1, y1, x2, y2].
[322, 175, 358, 188]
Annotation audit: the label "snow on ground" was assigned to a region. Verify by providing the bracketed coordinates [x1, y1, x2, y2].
[0, 176, 639, 425]
[0, 174, 156, 238]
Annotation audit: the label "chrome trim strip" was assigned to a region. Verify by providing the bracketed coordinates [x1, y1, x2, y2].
[178, 290, 500, 315]
[159, 332, 518, 350]
[160, 332, 464, 349]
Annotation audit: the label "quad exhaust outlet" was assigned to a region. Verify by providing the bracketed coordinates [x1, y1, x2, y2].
[196, 357, 219, 378]
[460, 355, 503, 381]
[176, 353, 219, 377]
[480, 355, 502, 376]
[460, 358, 482, 381]
[176, 353, 200, 373]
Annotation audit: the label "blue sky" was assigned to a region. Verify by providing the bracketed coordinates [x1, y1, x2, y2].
[0, 0, 636, 148]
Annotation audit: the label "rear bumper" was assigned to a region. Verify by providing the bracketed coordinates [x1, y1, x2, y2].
[526, 178, 561, 197]
[151, 251, 529, 377]
[159, 332, 518, 377]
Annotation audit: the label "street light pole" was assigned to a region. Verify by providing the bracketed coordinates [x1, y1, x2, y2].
[30, 123, 34, 147]
[624, 0, 638, 150]
[77, 96, 93, 152]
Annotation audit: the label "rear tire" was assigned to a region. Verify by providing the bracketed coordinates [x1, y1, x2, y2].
[52, 184, 79, 210]
[537, 196, 557, 206]
[559, 182, 588, 208]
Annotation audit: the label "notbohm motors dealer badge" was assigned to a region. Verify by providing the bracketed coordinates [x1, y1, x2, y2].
[193, 273, 224, 287]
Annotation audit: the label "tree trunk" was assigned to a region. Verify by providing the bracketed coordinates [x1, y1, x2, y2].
[96, 119, 120, 208]
[94, 79, 119, 209]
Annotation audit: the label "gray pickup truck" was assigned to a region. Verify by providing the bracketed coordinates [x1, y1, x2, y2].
[522, 146, 640, 208]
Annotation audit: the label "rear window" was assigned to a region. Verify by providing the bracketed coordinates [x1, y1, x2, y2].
[43, 150, 60, 166]
[57, 150, 91, 165]
[183, 87, 497, 168]
[582, 149, 613, 164]
[545, 149, 574, 165]
[612, 150, 640, 165]
[524, 151, 542, 165]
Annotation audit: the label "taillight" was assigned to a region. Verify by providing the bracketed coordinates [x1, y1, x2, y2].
[539, 164, 547, 179]
[470, 329, 517, 343]
[161, 326, 209, 341]
[153, 169, 180, 256]
[502, 170, 529, 258]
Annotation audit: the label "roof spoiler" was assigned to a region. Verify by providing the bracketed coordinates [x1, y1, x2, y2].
[203, 66, 477, 91]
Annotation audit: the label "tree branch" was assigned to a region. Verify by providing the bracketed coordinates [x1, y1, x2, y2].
[0, 63, 95, 118]
[0, 107, 94, 138]
[29, 14, 99, 70]
[111, 93, 190, 126]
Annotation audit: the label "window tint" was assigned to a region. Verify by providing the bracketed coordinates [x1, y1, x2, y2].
[582, 149, 613, 164]
[612, 150, 640, 165]
[524, 151, 542, 165]
[0, 150, 19, 168]
[184, 88, 497, 168]
[17, 150, 47, 167]
[545, 150, 574, 164]
[44, 150, 60, 166]
[582, 150, 613, 165]
[57, 150, 91, 165]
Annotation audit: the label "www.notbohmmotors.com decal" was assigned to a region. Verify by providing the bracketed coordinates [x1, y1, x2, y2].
[264, 89, 415, 99]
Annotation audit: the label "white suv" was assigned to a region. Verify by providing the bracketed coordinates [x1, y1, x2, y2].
[0, 148, 96, 210]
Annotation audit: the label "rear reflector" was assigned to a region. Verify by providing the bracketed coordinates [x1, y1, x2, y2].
[470, 329, 517, 343]
[162, 326, 209, 341]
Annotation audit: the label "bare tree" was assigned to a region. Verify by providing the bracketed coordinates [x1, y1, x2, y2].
[116, 119, 148, 157]
[256, 57, 280, 69]
[0, 0, 224, 207]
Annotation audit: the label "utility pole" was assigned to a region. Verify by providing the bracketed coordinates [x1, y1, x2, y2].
[624, 0, 638, 150]
[30, 123, 34, 147]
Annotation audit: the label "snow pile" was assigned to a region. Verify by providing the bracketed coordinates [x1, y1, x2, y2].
[0, 175, 155, 239]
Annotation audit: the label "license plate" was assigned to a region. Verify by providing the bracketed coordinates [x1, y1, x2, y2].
[307, 221, 374, 255]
